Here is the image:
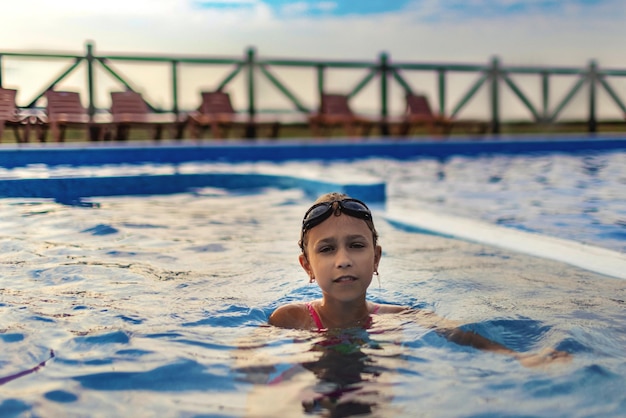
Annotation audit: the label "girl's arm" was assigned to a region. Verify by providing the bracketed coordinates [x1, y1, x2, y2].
[410, 309, 571, 367]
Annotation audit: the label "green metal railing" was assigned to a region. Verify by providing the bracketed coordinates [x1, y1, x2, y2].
[1, 42, 625, 136]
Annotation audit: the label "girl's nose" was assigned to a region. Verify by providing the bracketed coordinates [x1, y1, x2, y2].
[336, 247, 352, 268]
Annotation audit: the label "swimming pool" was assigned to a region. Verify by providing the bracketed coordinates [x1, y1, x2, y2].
[1, 137, 625, 417]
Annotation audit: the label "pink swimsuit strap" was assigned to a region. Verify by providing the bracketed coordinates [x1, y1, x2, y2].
[306, 302, 380, 331]
[306, 302, 325, 331]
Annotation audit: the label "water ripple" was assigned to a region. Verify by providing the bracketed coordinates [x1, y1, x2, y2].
[73, 360, 236, 392]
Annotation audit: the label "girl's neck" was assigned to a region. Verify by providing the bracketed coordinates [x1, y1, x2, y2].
[316, 298, 371, 329]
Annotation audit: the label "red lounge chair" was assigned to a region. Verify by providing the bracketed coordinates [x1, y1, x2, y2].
[40, 90, 100, 142]
[308, 93, 375, 137]
[109, 90, 183, 140]
[397, 94, 489, 137]
[187, 91, 280, 139]
[0, 88, 32, 143]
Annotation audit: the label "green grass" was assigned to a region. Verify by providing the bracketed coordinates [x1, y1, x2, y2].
[2, 121, 625, 144]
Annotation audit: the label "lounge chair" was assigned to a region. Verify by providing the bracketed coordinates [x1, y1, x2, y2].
[187, 91, 280, 139]
[307, 93, 375, 137]
[41, 90, 103, 142]
[396, 94, 489, 137]
[0, 88, 31, 143]
[109, 90, 184, 141]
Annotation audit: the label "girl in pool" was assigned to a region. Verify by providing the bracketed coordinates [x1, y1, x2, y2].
[269, 192, 570, 367]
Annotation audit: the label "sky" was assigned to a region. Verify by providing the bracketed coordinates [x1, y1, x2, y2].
[1, 0, 625, 118]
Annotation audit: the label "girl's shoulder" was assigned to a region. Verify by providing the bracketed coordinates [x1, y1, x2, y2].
[372, 302, 408, 314]
[268, 302, 312, 329]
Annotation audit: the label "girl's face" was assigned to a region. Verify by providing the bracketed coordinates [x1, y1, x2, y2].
[299, 213, 381, 303]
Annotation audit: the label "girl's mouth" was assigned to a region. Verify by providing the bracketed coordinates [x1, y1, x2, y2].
[333, 275, 357, 283]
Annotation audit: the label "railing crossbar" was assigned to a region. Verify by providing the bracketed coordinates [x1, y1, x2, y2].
[258, 64, 309, 113]
[391, 69, 414, 97]
[598, 76, 626, 114]
[548, 75, 588, 123]
[451, 73, 488, 118]
[216, 64, 244, 92]
[26, 58, 83, 108]
[97, 59, 160, 112]
[348, 68, 378, 99]
[502, 73, 541, 121]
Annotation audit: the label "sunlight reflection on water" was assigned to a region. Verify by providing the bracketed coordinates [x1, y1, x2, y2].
[1, 156, 625, 417]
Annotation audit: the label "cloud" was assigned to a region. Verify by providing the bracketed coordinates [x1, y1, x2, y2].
[280, 1, 311, 15]
[402, 0, 626, 27]
[193, 0, 258, 10]
[13, 0, 180, 16]
[188, 0, 625, 23]
[193, 0, 416, 17]
[0, 0, 622, 67]
[280, 1, 338, 16]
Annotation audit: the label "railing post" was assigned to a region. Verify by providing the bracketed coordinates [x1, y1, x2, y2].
[490, 56, 501, 135]
[438, 68, 446, 115]
[541, 71, 549, 123]
[246, 47, 256, 139]
[86, 42, 95, 120]
[86, 42, 98, 141]
[317, 64, 326, 101]
[171, 60, 179, 115]
[588, 60, 597, 133]
[379, 52, 389, 136]
[317, 64, 325, 106]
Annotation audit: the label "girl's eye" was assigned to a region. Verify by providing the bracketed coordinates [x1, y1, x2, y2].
[318, 246, 334, 253]
[350, 242, 366, 248]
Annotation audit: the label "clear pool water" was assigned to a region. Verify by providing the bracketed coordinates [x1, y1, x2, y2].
[1, 152, 625, 417]
[315, 150, 626, 254]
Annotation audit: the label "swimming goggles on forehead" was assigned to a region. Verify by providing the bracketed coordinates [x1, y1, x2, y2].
[302, 198, 372, 232]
